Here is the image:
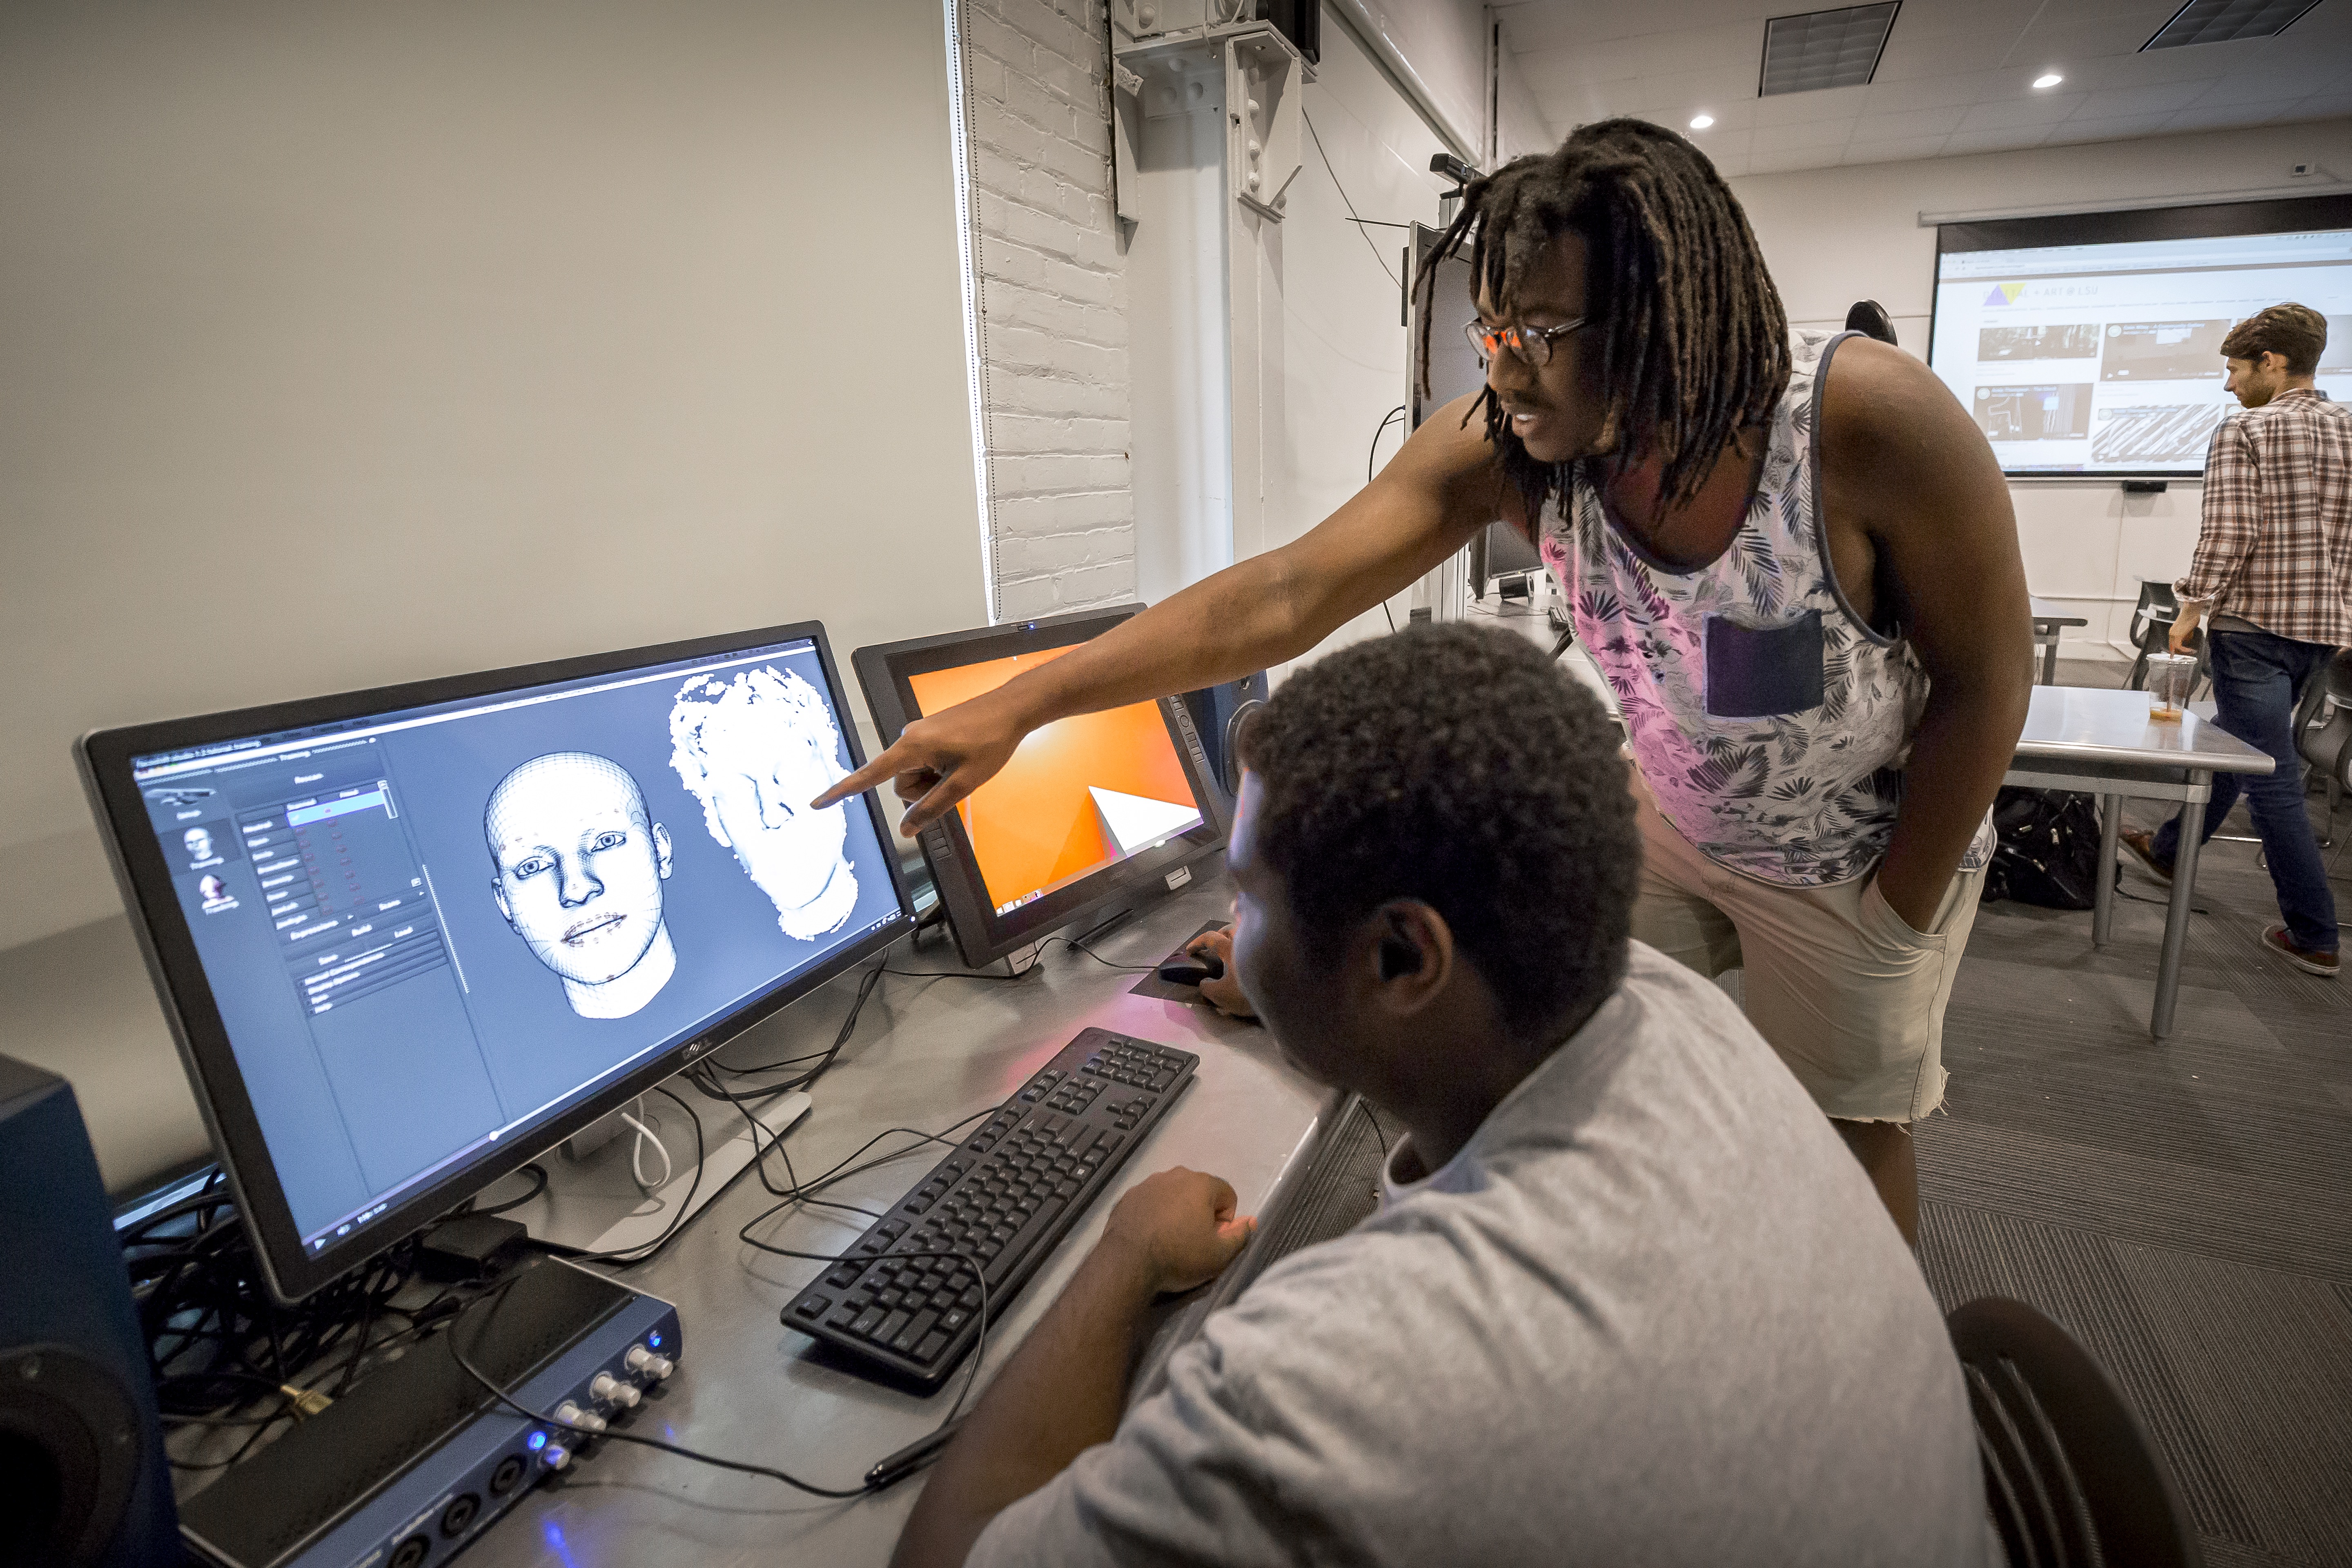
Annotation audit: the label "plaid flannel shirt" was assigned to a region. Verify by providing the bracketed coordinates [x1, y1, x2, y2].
[2176, 388, 2352, 649]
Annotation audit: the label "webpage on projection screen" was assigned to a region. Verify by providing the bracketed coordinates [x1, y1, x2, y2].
[1930, 227, 2352, 474]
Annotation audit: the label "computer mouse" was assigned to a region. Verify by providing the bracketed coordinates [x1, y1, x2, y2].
[1156, 955, 1224, 987]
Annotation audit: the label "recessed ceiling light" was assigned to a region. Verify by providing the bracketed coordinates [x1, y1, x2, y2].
[2033, 71, 2064, 87]
[1690, 113, 1716, 129]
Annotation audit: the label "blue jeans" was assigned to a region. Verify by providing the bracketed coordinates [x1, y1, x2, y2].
[2153, 628, 2340, 954]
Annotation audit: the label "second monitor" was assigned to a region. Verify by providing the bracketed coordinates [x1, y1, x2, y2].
[855, 608, 1232, 971]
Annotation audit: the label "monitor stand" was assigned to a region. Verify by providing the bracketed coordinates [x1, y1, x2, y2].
[483, 1088, 810, 1256]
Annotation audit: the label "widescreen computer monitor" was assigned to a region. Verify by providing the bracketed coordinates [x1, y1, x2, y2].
[78, 623, 914, 1301]
[853, 608, 1230, 970]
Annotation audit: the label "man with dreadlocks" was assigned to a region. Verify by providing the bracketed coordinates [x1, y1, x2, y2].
[824, 119, 2032, 1244]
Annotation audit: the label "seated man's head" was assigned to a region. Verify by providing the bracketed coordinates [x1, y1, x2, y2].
[668, 666, 858, 940]
[485, 751, 675, 1018]
[1229, 623, 1637, 1111]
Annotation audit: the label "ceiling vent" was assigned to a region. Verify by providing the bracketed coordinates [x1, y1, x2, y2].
[2142, 0, 2321, 49]
[1759, 2, 1901, 96]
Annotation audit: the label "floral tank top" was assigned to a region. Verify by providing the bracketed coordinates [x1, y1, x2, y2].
[1539, 328, 1995, 889]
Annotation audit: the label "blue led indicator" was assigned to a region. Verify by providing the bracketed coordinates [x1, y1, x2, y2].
[527, 1431, 547, 1451]
[647, 1332, 662, 1348]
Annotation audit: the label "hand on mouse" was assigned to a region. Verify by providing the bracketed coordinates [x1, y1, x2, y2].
[1184, 927, 1254, 1020]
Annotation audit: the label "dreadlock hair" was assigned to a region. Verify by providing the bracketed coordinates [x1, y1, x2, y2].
[1417, 118, 1791, 521]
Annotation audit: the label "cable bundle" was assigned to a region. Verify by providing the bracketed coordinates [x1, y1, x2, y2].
[119, 1174, 434, 1470]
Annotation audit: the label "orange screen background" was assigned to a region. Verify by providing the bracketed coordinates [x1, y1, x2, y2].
[908, 648, 1198, 909]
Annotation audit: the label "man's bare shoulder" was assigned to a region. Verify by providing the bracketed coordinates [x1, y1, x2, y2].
[1815, 336, 2007, 535]
[1815, 337, 1950, 453]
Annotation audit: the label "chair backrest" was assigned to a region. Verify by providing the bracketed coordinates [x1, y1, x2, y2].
[1844, 300, 1898, 344]
[1949, 1296, 2201, 1568]
[2299, 675, 2352, 783]
[2128, 581, 2179, 647]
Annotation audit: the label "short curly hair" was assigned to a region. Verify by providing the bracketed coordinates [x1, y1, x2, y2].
[2220, 303, 2328, 376]
[1238, 622, 1639, 1047]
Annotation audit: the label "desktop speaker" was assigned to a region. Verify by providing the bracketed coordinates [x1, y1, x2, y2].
[0, 1055, 178, 1568]
[1180, 673, 1269, 805]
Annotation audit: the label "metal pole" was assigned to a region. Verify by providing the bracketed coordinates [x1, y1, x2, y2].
[2152, 778, 2209, 1039]
[2094, 793, 2120, 948]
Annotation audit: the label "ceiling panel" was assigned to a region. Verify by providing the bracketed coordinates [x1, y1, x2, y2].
[1495, 0, 2349, 174]
[2074, 79, 2222, 115]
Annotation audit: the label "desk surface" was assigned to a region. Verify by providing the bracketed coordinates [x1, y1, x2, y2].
[2029, 596, 2089, 629]
[460, 873, 1327, 1567]
[2013, 685, 2273, 774]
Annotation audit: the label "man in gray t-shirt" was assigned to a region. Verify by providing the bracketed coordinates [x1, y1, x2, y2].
[892, 626, 1990, 1568]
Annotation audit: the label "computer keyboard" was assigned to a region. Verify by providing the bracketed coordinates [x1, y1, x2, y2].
[780, 1027, 1198, 1389]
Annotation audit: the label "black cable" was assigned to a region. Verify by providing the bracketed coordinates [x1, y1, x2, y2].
[1366, 402, 1408, 634]
[1303, 108, 1401, 289]
[729, 1113, 1000, 1432]
[1041, 935, 1155, 973]
[527, 1087, 708, 1269]
[468, 1163, 548, 1216]
[1368, 404, 1405, 484]
[443, 1281, 870, 1501]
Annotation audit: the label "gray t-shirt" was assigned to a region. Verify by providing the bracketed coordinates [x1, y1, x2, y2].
[967, 944, 1991, 1567]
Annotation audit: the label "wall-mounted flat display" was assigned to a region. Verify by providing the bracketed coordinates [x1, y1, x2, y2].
[1927, 194, 2352, 477]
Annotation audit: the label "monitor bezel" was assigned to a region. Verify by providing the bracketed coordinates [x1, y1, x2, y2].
[76, 620, 915, 1303]
[853, 607, 1231, 970]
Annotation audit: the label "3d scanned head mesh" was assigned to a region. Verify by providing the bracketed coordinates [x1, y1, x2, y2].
[669, 666, 859, 942]
[483, 751, 677, 1019]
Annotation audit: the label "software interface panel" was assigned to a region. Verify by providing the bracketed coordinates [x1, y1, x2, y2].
[906, 649, 1204, 918]
[1930, 227, 2352, 473]
[129, 639, 902, 1257]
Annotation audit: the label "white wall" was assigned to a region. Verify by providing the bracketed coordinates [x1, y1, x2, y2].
[1728, 118, 2352, 657]
[0, 1, 987, 954]
[1493, 27, 1553, 163]
[1270, 9, 1454, 665]
[1326, 0, 1487, 162]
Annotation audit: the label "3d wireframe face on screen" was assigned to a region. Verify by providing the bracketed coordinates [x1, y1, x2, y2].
[484, 752, 677, 1019]
[668, 666, 860, 940]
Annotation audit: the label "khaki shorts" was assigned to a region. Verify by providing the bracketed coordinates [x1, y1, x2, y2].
[1629, 782, 1984, 1124]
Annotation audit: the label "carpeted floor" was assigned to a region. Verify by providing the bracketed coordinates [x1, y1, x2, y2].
[1914, 660, 2352, 1568]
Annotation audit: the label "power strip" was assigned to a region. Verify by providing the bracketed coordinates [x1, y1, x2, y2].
[179, 1257, 680, 1568]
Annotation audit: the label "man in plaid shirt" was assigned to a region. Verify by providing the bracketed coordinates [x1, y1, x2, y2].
[2125, 304, 2347, 977]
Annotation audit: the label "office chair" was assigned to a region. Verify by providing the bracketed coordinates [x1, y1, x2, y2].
[2294, 649, 2352, 844]
[2124, 581, 2179, 690]
[2123, 581, 2211, 697]
[1844, 300, 1898, 345]
[1949, 1296, 2202, 1568]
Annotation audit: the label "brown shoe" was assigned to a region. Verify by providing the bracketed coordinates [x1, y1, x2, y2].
[2120, 829, 2174, 884]
[2261, 922, 2339, 978]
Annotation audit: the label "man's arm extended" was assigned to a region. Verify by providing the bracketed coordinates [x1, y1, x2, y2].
[890, 1169, 1255, 1568]
[1822, 341, 2033, 933]
[820, 399, 1506, 831]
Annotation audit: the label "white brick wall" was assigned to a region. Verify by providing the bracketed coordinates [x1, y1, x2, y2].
[958, 0, 1136, 621]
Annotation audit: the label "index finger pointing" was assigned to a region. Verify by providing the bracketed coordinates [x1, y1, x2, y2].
[812, 748, 897, 810]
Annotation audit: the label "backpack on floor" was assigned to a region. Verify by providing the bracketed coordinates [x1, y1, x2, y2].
[1985, 787, 2102, 911]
